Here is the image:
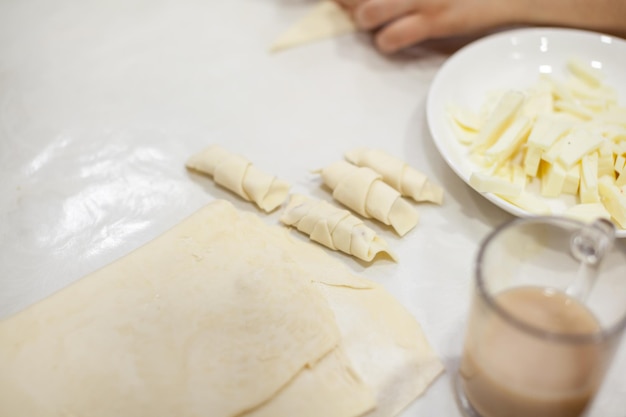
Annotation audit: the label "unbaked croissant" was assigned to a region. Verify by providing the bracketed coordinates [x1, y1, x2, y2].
[280, 194, 396, 262]
[345, 148, 444, 204]
[186, 145, 290, 212]
[320, 161, 419, 236]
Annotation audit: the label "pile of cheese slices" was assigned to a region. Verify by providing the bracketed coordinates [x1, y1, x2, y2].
[448, 58, 626, 229]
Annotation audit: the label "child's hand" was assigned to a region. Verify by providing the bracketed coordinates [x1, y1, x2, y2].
[336, 0, 510, 53]
[335, 0, 626, 54]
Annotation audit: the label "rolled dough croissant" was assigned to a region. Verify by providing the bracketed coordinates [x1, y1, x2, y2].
[280, 194, 396, 262]
[186, 145, 290, 212]
[321, 161, 419, 236]
[345, 148, 444, 204]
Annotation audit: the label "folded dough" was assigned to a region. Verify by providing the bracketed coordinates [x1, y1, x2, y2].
[321, 160, 419, 236]
[186, 145, 290, 212]
[0, 201, 342, 417]
[270, 0, 356, 53]
[313, 280, 445, 417]
[345, 148, 444, 204]
[0, 200, 442, 417]
[280, 194, 397, 262]
[244, 347, 376, 417]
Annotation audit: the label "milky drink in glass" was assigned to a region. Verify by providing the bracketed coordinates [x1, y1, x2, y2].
[456, 217, 626, 417]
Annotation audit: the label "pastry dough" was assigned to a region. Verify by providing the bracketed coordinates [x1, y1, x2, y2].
[280, 194, 396, 262]
[244, 347, 375, 417]
[345, 148, 444, 204]
[0, 200, 442, 417]
[313, 280, 444, 417]
[186, 145, 290, 212]
[321, 160, 419, 236]
[270, 0, 356, 53]
[0, 201, 341, 417]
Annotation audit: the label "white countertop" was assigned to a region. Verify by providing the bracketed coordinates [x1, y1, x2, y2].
[1, 1, 624, 415]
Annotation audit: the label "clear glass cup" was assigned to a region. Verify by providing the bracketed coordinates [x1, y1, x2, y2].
[456, 216, 626, 417]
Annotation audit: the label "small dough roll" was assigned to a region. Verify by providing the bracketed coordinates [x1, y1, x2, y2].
[281, 194, 397, 262]
[345, 148, 444, 204]
[186, 145, 290, 212]
[321, 161, 419, 236]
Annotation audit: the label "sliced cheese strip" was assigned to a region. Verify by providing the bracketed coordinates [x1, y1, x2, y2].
[523, 144, 543, 177]
[469, 171, 522, 197]
[321, 161, 419, 236]
[541, 160, 568, 198]
[186, 145, 290, 212]
[280, 194, 396, 262]
[526, 115, 573, 149]
[270, 0, 356, 53]
[483, 115, 531, 166]
[345, 147, 444, 204]
[562, 164, 581, 195]
[596, 106, 626, 127]
[0, 200, 341, 417]
[498, 191, 552, 215]
[556, 128, 604, 168]
[472, 90, 525, 152]
[521, 89, 553, 119]
[598, 176, 626, 228]
[580, 152, 600, 203]
[597, 141, 615, 177]
[447, 112, 477, 145]
[616, 163, 626, 187]
[446, 103, 482, 131]
[567, 58, 603, 88]
[563, 203, 611, 224]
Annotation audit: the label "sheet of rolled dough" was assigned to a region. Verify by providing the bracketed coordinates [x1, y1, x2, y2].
[270, 0, 356, 52]
[0, 200, 443, 417]
[0, 201, 346, 417]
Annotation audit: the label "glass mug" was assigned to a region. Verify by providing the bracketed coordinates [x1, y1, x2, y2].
[456, 216, 626, 417]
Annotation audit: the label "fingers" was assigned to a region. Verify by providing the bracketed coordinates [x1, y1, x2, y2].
[334, 0, 365, 10]
[374, 13, 431, 53]
[355, 0, 417, 30]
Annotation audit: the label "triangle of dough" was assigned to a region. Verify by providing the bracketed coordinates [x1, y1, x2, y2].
[270, 0, 356, 52]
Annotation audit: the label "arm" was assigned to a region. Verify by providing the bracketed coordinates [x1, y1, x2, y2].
[336, 0, 626, 53]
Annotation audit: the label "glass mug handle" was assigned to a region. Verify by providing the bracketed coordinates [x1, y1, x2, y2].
[567, 219, 616, 301]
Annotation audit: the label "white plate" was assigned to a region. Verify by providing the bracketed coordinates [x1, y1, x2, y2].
[427, 27, 626, 237]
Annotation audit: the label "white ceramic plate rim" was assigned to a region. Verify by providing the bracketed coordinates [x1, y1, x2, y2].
[427, 27, 626, 237]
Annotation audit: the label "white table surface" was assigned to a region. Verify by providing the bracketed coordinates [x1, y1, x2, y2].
[1, 1, 624, 415]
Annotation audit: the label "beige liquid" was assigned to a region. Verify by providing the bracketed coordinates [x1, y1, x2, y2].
[460, 286, 604, 417]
